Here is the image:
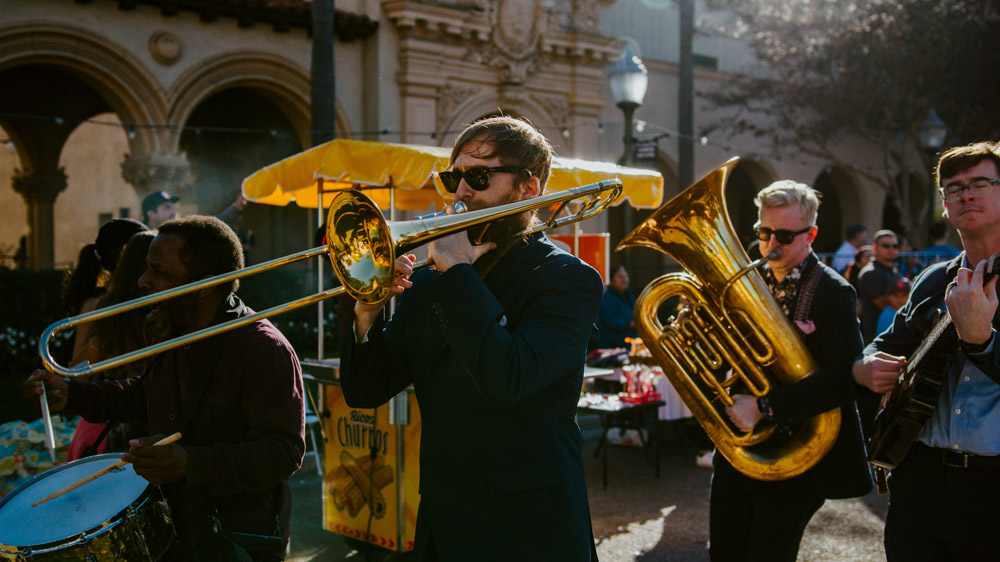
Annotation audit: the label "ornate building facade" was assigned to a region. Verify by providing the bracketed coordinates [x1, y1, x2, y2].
[1, 0, 887, 284]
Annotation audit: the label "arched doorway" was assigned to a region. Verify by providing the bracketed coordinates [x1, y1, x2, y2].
[180, 88, 304, 264]
[812, 168, 849, 254]
[725, 160, 773, 250]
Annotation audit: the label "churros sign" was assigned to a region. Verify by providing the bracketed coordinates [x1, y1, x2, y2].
[323, 386, 419, 551]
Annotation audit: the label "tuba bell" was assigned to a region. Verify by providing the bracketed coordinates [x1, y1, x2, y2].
[618, 158, 840, 481]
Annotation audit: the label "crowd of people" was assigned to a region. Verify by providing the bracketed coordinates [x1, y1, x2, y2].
[14, 119, 1000, 562]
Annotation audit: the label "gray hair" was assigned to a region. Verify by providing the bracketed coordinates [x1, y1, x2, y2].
[754, 180, 821, 226]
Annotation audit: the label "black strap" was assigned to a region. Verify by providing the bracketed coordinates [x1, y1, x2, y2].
[81, 420, 115, 457]
[793, 258, 824, 324]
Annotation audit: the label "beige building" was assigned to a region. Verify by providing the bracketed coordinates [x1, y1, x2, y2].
[0, 0, 889, 285]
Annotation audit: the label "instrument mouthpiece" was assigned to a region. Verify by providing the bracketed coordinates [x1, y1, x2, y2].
[415, 201, 468, 220]
[766, 248, 783, 261]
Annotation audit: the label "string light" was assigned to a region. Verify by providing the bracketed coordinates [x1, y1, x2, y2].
[0, 110, 912, 173]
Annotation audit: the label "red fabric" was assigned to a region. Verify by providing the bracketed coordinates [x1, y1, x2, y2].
[67, 418, 107, 461]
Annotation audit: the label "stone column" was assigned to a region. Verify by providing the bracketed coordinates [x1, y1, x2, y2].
[120, 152, 193, 203]
[11, 169, 68, 270]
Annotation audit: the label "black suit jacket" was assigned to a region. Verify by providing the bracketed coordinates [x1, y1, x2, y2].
[340, 233, 603, 561]
[717, 255, 874, 499]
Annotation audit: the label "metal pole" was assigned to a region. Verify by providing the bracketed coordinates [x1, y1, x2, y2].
[620, 102, 637, 275]
[678, 0, 695, 190]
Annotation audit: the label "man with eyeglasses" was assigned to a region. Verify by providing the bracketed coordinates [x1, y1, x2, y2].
[857, 229, 902, 344]
[711, 180, 872, 562]
[853, 141, 1000, 562]
[339, 116, 603, 561]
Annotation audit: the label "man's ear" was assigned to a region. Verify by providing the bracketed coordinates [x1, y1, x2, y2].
[807, 226, 818, 244]
[941, 200, 949, 220]
[520, 176, 542, 200]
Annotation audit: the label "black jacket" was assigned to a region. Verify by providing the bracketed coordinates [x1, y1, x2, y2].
[341, 234, 602, 561]
[717, 255, 874, 499]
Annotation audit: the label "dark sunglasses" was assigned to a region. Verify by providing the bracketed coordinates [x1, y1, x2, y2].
[878, 242, 899, 249]
[437, 166, 530, 193]
[753, 224, 813, 245]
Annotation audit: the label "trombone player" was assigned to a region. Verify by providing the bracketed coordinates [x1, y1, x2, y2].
[711, 181, 872, 561]
[339, 116, 603, 561]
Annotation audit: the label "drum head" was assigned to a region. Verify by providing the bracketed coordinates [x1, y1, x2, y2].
[0, 453, 148, 547]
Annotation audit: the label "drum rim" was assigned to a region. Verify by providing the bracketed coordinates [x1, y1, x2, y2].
[0, 454, 152, 552]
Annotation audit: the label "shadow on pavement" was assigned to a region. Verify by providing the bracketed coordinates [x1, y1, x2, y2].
[287, 417, 886, 561]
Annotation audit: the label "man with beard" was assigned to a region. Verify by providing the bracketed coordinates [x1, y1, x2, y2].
[339, 116, 603, 561]
[24, 216, 305, 562]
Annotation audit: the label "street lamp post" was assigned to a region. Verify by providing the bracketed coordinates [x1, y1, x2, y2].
[608, 41, 648, 275]
[918, 108, 947, 234]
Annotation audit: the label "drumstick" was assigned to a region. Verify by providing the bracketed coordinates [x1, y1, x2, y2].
[31, 432, 182, 508]
[39, 384, 57, 463]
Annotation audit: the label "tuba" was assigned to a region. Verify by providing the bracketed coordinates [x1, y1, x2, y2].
[618, 158, 840, 481]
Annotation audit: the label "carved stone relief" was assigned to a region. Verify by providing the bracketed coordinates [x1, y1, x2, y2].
[436, 83, 483, 131]
[474, 0, 558, 83]
[149, 31, 182, 66]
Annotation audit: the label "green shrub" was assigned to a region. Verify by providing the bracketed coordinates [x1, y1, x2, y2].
[0, 269, 74, 424]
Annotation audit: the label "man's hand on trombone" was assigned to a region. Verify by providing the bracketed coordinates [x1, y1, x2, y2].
[353, 253, 419, 340]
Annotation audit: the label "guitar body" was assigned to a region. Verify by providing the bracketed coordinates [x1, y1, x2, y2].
[866, 254, 997, 470]
[868, 344, 954, 469]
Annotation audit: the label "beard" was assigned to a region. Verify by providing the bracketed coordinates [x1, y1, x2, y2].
[460, 188, 538, 276]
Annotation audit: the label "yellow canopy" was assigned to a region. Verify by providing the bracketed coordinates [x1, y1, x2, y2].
[242, 139, 663, 211]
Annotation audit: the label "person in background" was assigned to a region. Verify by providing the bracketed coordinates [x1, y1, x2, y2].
[142, 190, 179, 229]
[832, 222, 869, 273]
[216, 193, 253, 264]
[597, 265, 638, 349]
[712, 180, 871, 562]
[875, 277, 911, 337]
[64, 218, 151, 359]
[897, 235, 922, 279]
[339, 116, 602, 561]
[842, 244, 874, 290]
[853, 141, 1000, 561]
[857, 229, 902, 344]
[67, 231, 155, 461]
[921, 219, 961, 266]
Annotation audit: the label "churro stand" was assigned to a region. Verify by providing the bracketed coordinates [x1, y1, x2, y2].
[241, 139, 664, 551]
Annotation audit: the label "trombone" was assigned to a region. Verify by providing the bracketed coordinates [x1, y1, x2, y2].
[39, 179, 623, 378]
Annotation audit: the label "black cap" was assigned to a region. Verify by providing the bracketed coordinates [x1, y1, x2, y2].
[95, 218, 150, 270]
[142, 190, 180, 217]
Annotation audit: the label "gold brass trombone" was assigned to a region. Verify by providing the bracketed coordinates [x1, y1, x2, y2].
[39, 179, 623, 378]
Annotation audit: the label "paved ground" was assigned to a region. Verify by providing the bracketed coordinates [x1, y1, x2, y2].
[286, 419, 888, 561]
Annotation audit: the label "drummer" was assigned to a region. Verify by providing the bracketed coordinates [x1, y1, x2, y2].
[23, 215, 305, 562]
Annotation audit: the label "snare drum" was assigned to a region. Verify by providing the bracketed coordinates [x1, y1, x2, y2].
[0, 453, 175, 561]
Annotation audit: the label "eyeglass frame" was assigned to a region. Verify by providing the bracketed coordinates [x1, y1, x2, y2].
[938, 178, 1000, 202]
[752, 222, 814, 245]
[436, 166, 532, 194]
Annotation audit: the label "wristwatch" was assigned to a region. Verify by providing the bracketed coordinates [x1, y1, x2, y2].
[756, 396, 775, 419]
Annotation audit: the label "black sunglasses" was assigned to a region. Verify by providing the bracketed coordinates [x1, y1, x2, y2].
[437, 166, 530, 193]
[753, 224, 813, 245]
